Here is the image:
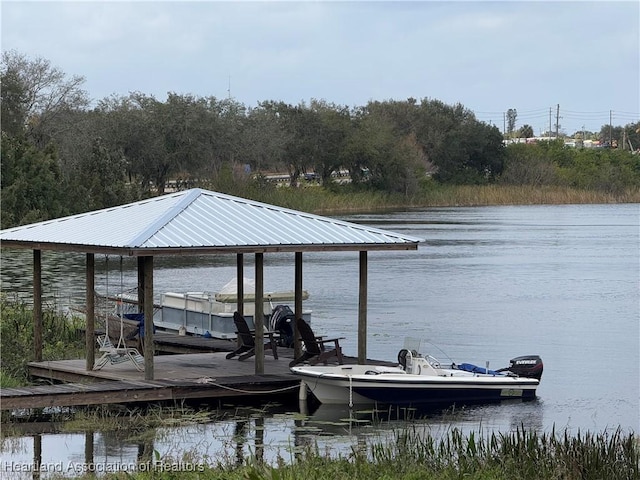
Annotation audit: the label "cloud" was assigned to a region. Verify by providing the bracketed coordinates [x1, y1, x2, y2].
[2, 0, 638, 132]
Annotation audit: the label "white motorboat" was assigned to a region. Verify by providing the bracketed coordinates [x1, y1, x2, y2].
[291, 343, 543, 407]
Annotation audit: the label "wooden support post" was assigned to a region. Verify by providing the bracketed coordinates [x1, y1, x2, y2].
[137, 257, 145, 310]
[236, 254, 244, 348]
[236, 254, 244, 317]
[84, 432, 94, 466]
[33, 434, 42, 474]
[143, 256, 154, 380]
[137, 256, 146, 351]
[358, 251, 368, 365]
[294, 252, 303, 358]
[254, 417, 264, 464]
[85, 253, 95, 370]
[33, 249, 43, 362]
[254, 252, 264, 374]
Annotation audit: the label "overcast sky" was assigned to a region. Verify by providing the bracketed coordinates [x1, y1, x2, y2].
[2, 1, 638, 135]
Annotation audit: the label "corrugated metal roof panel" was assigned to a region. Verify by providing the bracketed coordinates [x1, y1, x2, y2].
[0, 193, 187, 247]
[0, 188, 422, 252]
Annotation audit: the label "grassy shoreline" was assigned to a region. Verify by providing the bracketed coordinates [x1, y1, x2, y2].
[14, 425, 636, 480]
[244, 184, 640, 216]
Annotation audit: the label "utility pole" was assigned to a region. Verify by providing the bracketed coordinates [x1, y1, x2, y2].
[609, 110, 613, 146]
[555, 104, 561, 138]
[549, 107, 552, 138]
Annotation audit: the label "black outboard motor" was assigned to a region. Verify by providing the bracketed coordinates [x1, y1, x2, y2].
[503, 355, 544, 380]
[270, 305, 295, 348]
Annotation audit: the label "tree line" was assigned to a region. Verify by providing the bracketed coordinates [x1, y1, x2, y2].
[2, 51, 639, 228]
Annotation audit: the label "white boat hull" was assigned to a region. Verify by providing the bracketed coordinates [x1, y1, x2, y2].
[291, 364, 540, 406]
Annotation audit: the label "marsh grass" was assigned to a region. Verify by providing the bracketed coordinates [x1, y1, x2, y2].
[3, 403, 637, 480]
[70, 426, 635, 480]
[0, 296, 86, 387]
[239, 183, 640, 216]
[418, 184, 640, 206]
[59, 403, 219, 433]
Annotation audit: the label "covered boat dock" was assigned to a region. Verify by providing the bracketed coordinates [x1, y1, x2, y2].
[0, 188, 421, 389]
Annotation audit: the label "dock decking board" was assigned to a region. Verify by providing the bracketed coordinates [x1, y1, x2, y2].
[2, 352, 302, 410]
[2, 333, 396, 411]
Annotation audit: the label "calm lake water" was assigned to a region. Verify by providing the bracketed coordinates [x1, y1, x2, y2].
[1, 203, 638, 477]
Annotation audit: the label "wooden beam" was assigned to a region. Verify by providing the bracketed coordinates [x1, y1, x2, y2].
[34, 433, 42, 472]
[143, 256, 154, 380]
[85, 253, 95, 370]
[85, 432, 94, 466]
[137, 257, 145, 309]
[294, 252, 303, 358]
[236, 254, 244, 349]
[358, 251, 368, 364]
[33, 249, 43, 362]
[1, 375, 300, 410]
[254, 253, 264, 374]
[236, 254, 244, 317]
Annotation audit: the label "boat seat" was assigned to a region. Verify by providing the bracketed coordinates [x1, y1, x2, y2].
[289, 317, 344, 367]
[225, 312, 279, 361]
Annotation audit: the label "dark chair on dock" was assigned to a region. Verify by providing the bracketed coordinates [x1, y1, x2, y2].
[289, 317, 344, 367]
[225, 312, 279, 361]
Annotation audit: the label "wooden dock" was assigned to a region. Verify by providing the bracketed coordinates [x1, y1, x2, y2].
[1, 332, 396, 411]
[1, 352, 301, 410]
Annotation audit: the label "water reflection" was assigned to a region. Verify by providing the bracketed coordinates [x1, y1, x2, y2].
[3, 398, 547, 479]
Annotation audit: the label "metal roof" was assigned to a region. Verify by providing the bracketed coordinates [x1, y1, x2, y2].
[0, 188, 422, 255]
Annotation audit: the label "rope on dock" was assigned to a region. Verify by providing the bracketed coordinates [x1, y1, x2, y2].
[195, 377, 300, 395]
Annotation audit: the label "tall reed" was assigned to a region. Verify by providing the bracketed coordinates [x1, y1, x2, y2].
[230, 183, 640, 215]
[86, 425, 638, 480]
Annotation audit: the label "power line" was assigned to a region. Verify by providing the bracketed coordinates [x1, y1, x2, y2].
[474, 106, 639, 134]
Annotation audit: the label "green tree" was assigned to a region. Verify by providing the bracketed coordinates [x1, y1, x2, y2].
[74, 137, 131, 210]
[518, 124, 534, 138]
[242, 101, 290, 175]
[501, 143, 557, 186]
[308, 99, 350, 185]
[341, 109, 396, 187]
[0, 134, 66, 227]
[272, 101, 320, 187]
[598, 124, 623, 148]
[96, 92, 227, 194]
[0, 50, 89, 147]
[0, 59, 29, 137]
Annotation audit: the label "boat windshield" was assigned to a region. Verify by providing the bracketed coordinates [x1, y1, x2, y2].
[403, 337, 425, 356]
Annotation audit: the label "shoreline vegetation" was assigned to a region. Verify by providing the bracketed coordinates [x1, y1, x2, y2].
[255, 184, 640, 216]
[105, 426, 639, 480]
[1, 417, 638, 480]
